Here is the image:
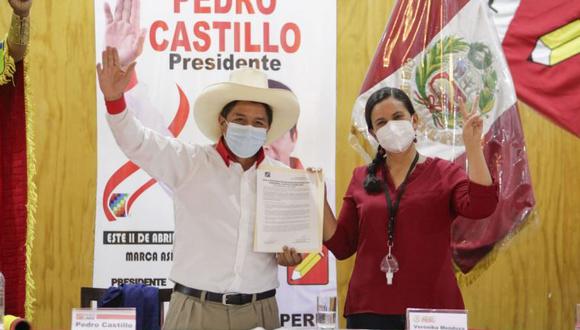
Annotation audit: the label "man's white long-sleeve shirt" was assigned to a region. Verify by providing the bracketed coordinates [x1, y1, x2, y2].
[106, 105, 281, 294]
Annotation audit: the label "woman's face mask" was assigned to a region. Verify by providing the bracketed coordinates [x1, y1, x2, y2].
[224, 122, 268, 158]
[375, 120, 416, 153]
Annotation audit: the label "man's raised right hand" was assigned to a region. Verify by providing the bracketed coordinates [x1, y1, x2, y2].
[96, 47, 136, 101]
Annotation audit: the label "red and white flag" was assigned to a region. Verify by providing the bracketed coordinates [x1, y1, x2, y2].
[350, 0, 535, 274]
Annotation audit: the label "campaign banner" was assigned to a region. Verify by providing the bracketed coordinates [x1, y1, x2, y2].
[93, 0, 336, 326]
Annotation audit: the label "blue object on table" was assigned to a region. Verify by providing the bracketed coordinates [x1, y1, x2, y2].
[98, 284, 160, 330]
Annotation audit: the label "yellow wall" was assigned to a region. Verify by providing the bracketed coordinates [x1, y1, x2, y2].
[1, 0, 579, 329]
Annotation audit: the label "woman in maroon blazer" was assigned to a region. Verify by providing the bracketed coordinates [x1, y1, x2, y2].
[321, 87, 498, 329]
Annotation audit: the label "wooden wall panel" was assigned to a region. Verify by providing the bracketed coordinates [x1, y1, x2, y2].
[1, 1, 579, 328]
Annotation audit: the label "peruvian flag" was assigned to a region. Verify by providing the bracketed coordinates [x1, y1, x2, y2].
[491, 0, 580, 137]
[350, 0, 535, 273]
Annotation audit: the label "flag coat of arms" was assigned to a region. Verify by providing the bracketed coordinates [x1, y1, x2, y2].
[350, 0, 535, 275]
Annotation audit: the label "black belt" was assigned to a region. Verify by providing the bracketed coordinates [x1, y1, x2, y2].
[174, 283, 276, 305]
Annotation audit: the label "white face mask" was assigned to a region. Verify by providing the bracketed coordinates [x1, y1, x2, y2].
[375, 120, 416, 153]
[224, 122, 268, 158]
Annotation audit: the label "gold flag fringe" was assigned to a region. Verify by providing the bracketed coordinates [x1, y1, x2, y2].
[23, 53, 37, 321]
[455, 209, 539, 287]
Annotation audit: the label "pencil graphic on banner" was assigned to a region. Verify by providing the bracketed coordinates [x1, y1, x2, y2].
[291, 252, 323, 280]
[531, 19, 580, 66]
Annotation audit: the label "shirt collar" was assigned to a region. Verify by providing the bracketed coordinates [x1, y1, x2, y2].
[290, 157, 304, 170]
[215, 138, 266, 167]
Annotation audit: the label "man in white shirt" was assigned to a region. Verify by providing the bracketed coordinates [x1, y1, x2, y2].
[97, 47, 304, 330]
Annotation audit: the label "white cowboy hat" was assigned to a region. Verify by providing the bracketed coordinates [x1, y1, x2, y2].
[193, 68, 300, 144]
